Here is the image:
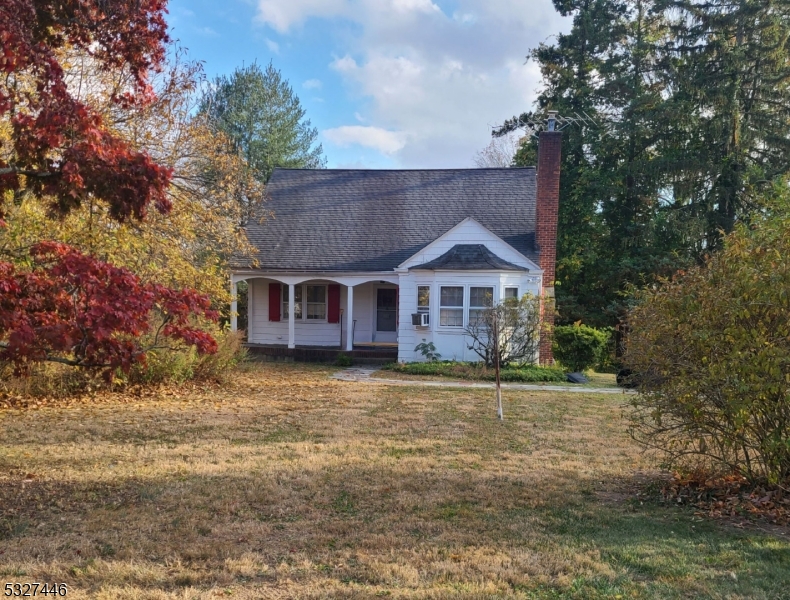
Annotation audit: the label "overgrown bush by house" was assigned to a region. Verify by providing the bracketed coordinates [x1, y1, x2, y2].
[127, 330, 247, 385]
[383, 361, 566, 383]
[1, 331, 247, 399]
[552, 324, 610, 372]
[625, 188, 790, 485]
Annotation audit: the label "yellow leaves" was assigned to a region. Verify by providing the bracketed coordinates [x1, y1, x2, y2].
[1, 48, 260, 310]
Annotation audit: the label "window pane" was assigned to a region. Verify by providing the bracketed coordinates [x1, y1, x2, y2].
[470, 287, 493, 308]
[469, 308, 487, 326]
[504, 287, 518, 299]
[307, 286, 325, 303]
[440, 286, 463, 307]
[417, 286, 430, 311]
[294, 286, 303, 318]
[440, 308, 464, 327]
[307, 303, 326, 320]
[306, 285, 326, 320]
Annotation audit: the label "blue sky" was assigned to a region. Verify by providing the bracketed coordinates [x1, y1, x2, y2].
[167, 0, 569, 169]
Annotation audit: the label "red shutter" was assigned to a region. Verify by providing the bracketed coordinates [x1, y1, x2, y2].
[328, 284, 341, 323]
[269, 283, 281, 322]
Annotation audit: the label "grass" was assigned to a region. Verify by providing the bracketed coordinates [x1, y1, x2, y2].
[1, 362, 788, 598]
[380, 361, 567, 383]
[376, 362, 619, 389]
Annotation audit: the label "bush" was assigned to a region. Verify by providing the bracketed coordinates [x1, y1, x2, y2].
[465, 294, 543, 367]
[552, 324, 610, 372]
[382, 361, 566, 383]
[128, 329, 247, 385]
[336, 353, 353, 367]
[625, 192, 790, 485]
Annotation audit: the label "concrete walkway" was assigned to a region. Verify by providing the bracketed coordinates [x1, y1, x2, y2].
[332, 367, 632, 394]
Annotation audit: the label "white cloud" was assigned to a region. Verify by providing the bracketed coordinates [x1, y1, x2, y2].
[323, 126, 407, 155]
[255, 0, 570, 166]
[265, 38, 280, 54]
[303, 78, 322, 90]
[255, 0, 443, 33]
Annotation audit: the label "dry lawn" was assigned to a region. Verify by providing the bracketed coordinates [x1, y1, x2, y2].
[1, 362, 788, 599]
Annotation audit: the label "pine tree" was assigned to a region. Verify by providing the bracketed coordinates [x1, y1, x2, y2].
[200, 62, 326, 185]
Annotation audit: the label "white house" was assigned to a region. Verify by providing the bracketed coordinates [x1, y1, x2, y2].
[229, 127, 562, 364]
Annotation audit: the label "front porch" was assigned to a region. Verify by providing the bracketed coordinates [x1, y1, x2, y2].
[231, 274, 400, 352]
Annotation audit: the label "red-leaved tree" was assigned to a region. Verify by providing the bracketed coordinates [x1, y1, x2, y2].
[0, 242, 218, 378]
[0, 1, 219, 375]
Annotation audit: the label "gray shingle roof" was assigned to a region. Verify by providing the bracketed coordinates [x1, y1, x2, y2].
[234, 167, 537, 272]
[409, 244, 527, 271]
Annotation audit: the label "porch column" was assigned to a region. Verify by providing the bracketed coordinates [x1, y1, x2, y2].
[230, 279, 238, 332]
[345, 285, 354, 352]
[288, 283, 296, 349]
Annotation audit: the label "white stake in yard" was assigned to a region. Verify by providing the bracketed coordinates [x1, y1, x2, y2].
[494, 310, 503, 420]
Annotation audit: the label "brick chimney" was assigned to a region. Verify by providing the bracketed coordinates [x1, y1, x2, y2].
[535, 112, 562, 365]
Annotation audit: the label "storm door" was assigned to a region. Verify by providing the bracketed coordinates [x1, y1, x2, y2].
[374, 288, 398, 343]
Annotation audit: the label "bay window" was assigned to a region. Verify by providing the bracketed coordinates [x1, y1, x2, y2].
[469, 287, 493, 326]
[439, 286, 464, 327]
[417, 285, 430, 315]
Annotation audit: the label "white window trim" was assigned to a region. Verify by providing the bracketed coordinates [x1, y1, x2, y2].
[504, 286, 519, 300]
[282, 283, 328, 323]
[435, 284, 501, 329]
[439, 285, 465, 328]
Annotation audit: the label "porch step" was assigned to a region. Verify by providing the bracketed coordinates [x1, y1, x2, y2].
[245, 344, 397, 366]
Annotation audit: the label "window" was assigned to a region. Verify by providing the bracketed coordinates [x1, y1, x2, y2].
[306, 285, 327, 320]
[504, 287, 519, 300]
[469, 287, 494, 326]
[282, 285, 303, 319]
[417, 286, 430, 314]
[440, 286, 464, 327]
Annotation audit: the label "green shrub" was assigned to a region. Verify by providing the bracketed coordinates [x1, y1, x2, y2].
[382, 361, 565, 383]
[336, 353, 353, 367]
[625, 188, 790, 485]
[552, 324, 610, 372]
[128, 330, 247, 385]
[414, 340, 441, 362]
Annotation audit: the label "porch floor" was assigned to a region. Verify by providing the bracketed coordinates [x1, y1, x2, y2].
[244, 343, 398, 365]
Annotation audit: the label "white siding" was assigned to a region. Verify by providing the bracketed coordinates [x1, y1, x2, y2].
[249, 279, 344, 346]
[397, 270, 542, 363]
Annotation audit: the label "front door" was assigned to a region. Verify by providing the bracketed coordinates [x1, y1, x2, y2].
[374, 288, 398, 343]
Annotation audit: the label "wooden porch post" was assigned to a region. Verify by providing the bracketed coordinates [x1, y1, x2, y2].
[230, 279, 238, 332]
[346, 285, 354, 352]
[288, 283, 296, 349]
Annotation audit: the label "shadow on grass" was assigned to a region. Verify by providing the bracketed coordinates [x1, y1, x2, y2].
[1, 464, 789, 599]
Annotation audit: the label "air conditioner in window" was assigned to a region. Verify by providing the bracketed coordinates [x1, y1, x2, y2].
[412, 312, 430, 327]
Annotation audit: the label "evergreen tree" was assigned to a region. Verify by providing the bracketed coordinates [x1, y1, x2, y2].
[499, 0, 790, 326]
[201, 62, 326, 185]
[658, 0, 790, 248]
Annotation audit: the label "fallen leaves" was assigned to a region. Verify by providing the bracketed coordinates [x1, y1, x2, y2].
[662, 471, 790, 526]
